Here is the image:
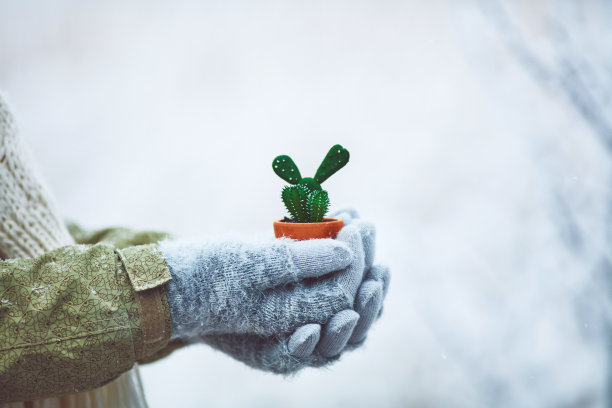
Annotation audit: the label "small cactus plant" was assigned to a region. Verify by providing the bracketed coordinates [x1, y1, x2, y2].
[273, 144, 349, 223]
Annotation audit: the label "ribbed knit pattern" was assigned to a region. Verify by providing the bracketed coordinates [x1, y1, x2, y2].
[0, 94, 73, 260]
[0, 92, 147, 408]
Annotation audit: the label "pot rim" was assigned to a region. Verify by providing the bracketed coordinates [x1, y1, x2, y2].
[274, 217, 342, 225]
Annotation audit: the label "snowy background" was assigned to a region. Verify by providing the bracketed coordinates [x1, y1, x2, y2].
[2, 1, 612, 407]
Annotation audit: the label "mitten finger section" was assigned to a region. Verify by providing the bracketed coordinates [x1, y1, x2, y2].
[349, 281, 383, 344]
[287, 324, 321, 357]
[317, 309, 359, 357]
[366, 264, 390, 298]
[288, 239, 353, 280]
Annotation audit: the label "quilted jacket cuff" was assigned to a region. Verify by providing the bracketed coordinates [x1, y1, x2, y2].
[116, 244, 173, 362]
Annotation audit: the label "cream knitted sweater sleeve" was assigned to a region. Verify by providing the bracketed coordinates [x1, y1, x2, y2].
[0, 93, 148, 408]
[0, 95, 73, 259]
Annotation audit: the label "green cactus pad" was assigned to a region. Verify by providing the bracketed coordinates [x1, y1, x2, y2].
[314, 144, 350, 184]
[309, 190, 330, 222]
[273, 155, 302, 185]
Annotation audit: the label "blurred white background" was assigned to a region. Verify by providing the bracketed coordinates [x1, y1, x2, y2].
[2, 1, 612, 407]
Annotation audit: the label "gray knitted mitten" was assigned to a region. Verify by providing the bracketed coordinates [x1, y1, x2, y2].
[162, 208, 390, 374]
[197, 210, 389, 374]
[161, 233, 360, 340]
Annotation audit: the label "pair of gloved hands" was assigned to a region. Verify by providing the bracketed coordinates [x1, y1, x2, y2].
[160, 208, 390, 374]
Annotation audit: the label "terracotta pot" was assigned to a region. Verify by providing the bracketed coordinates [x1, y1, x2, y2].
[273, 218, 344, 240]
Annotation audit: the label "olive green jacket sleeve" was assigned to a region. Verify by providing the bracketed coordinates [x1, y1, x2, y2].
[0, 242, 173, 403]
[65, 223, 188, 364]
